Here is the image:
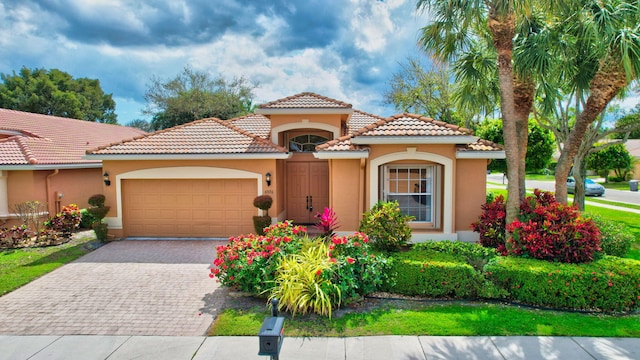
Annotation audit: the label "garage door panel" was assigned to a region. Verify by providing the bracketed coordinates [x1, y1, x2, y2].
[123, 178, 257, 238]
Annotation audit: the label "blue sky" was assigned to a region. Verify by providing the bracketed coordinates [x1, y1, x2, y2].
[0, 0, 428, 125]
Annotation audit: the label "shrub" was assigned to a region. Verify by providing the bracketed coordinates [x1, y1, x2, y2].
[87, 194, 110, 241]
[44, 204, 81, 238]
[88, 194, 106, 207]
[470, 195, 507, 253]
[507, 191, 601, 263]
[253, 195, 273, 213]
[327, 232, 392, 302]
[268, 240, 340, 318]
[413, 241, 498, 271]
[589, 214, 633, 257]
[79, 209, 97, 229]
[359, 201, 413, 252]
[485, 256, 640, 312]
[384, 249, 485, 298]
[252, 195, 273, 235]
[0, 225, 35, 249]
[211, 221, 307, 295]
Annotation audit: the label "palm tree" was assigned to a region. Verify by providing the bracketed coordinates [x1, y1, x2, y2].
[549, 0, 640, 203]
[417, 0, 532, 224]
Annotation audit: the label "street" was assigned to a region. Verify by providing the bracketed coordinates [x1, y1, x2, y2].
[487, 173, 640, 206]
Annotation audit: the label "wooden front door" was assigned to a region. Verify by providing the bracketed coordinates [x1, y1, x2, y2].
[286, 161, 329, 223]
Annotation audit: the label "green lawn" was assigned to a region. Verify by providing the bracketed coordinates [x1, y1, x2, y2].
[211, 303, 640, 337]
[0, 232, 99, 295]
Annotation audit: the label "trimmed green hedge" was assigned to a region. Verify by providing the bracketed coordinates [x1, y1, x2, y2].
[485, 256, 640, 312]
[384, 250, 486, 298]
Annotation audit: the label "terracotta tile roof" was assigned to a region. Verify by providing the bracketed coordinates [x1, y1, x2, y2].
[347, 110, 385, 134]
[353, 113, 473, 137]
[259, 92, 352, 109]
[88, 117, 287, 155]
[458, 139, 504, 152]
[0, 108, 146, 166]
[228, 113, 271, 139]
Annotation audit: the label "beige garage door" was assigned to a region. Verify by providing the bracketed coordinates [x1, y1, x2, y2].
[123, 179, 257, 237]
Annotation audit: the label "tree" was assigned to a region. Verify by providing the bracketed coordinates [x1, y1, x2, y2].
[587, 143, 633, 181]
[144, 67, 257, 130]
[384, 57, 468, 126]
[0, 67, 117, 123]
[546, 1, 640, 203]
[475, 119, 554, 174]
[613, 111, 640, 139]
[125, 119, 154, 132]
[417, 0, 534, 225]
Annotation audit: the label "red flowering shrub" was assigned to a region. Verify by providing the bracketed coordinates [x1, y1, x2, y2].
[327, 232, 391, 301]
[210, 220, 391, 310]
[471, 195, 507, 254]
[506, 190, 601, 263]
[210, 220, 306, 294]
[473, 190, 602, 264]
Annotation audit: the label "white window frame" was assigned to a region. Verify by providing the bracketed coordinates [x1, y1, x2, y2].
[380, 164, 441, 228]
[368, 149, 453, 235]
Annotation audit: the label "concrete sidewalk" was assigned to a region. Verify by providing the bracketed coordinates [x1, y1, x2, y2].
[1, 335, 638, 360]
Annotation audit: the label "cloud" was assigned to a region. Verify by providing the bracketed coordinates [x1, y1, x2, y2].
[0, 0, 425, 123]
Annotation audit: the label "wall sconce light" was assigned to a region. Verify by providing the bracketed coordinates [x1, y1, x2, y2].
[103, 172, 111, 186]
[265, 172, 272, 187]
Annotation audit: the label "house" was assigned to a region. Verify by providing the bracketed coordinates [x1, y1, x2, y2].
[0, 108, 146, 226]
[626, 139, 640, 180]
[86, 93, 504, 242]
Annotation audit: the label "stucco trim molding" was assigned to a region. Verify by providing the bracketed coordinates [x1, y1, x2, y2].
[456, 151, 506, 159]
[271, 122, 341, 146]
[369, 151, 453, 234]
[105, 166, 262, 229]
[313, 151, 369, 159]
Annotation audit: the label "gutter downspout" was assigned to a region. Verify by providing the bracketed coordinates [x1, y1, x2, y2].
[46, 169, 59, 216]
[359, 158, 366, 220]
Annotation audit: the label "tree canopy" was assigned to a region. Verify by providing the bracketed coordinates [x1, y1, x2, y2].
[144, 67, 257, 130]
[587, 143, 633, 181]
[0, 67, 117, 123]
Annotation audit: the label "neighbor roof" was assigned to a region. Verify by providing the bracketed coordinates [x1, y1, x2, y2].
[87, 117, 288, 160]
[0, 108, 145, 168]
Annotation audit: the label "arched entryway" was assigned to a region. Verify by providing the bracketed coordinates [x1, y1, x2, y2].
[285, 131, 330, 223]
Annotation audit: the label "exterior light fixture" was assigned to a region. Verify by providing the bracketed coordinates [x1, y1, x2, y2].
[266, 172, 272, 187]
[103, 172, 111, 186]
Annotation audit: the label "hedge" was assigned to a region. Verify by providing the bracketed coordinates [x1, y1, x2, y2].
[484, 256, 640, 312]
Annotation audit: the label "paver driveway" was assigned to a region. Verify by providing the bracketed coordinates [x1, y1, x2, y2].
[0, 240, 226, 336]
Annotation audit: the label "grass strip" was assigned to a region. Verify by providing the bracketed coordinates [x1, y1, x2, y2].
[0, 233, 99, 295]
[211, 303, 640, 337]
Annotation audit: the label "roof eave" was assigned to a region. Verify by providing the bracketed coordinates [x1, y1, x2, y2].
[351, 136, 479, 145]
[0, 163, 103, 170]
[256, 108, 354, 115]
[313, 151, 369, 159]
[84, 153, 292, 160]
[456, 151, 506, 159]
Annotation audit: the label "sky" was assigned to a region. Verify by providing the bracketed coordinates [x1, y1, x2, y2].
[0, 0, 429, 125]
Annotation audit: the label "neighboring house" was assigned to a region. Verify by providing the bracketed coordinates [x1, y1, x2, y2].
[626, 139, 640, 180]
[86, 93, 504, 242]
[0, 109, 146, 227]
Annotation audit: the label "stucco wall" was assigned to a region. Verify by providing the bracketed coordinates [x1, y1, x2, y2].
[328, 158, 363, 231]
[455, 159, 488, 232]
[3, 168, 102, 227]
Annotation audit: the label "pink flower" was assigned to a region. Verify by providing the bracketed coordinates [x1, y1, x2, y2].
[316, 269, 322, 276]
[346, 257, 355, 264]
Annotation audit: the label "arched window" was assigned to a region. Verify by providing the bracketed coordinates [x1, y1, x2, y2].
[288, 134, 329, 152]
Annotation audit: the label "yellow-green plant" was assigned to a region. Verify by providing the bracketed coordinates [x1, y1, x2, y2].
[268, 240, 341, 318]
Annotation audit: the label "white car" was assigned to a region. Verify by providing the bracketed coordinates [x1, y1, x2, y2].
[566, 177, 605, 196]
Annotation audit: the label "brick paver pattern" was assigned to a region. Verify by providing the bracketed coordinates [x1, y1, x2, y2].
[0, 240, 226, 336]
